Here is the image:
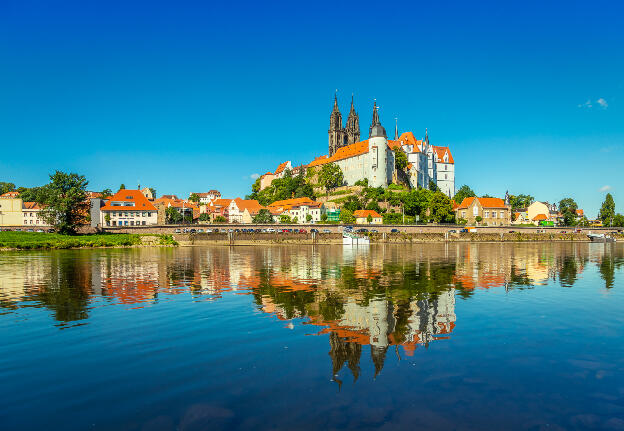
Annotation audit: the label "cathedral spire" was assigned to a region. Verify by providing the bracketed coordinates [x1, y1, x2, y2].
[345, 93, 360, 145]
[394, 117, 398, 140]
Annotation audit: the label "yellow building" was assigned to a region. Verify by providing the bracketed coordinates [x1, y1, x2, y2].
[0, 197, 24, 226]
[353, 210, 383, 225]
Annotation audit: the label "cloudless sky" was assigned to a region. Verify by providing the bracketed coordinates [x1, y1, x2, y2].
[1, 0, 623, 216]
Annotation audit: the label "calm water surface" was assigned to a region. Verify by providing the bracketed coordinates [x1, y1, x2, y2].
[1, 243, 623, 430]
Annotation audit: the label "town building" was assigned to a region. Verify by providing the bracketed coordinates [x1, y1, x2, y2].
[328, 93, 361, 156]
[0, 196, 24, 226]
[259, 161, 292, 190]
[22, 202, 49, 227]
[192, 190, 221, 204]
[455, 197, 511, 226]
[308, 102, 395, 189]
[227, 198, 265, 223]
[140, 187, 154, 200]
[267, 197, 324, 224]
[392, 131, 430, 189]
[353, 209, 382, 224]
[100, 190, 158, 226]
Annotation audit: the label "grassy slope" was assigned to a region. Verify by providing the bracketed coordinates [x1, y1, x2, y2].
[0, 232, 141, 249]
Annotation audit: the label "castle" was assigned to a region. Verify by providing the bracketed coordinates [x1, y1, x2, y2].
[259, 94, 455, 196]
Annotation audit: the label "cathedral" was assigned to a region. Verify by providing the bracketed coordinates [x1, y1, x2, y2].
[328, 93, 360, 156]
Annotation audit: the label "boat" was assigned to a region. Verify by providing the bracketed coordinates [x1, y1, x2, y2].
[343, 229, 370, 245]
[587, 233, 616, 243]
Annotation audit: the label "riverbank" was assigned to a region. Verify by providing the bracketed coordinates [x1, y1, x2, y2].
[0, 232, 177, 250]
[172, 231, 624, 245]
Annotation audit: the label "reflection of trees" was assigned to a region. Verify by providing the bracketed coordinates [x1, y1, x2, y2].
[599, 257, 615, 289]
[558, 256, 580, 287]
[328, 332, 361, 385]
[30, 253, 92, 323]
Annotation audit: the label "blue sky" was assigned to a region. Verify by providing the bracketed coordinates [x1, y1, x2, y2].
[1, 0, 623, 216]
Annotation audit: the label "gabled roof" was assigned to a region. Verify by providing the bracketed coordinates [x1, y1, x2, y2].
[533, 213, 548, 221]
[432, 146, 454, 164]
[161, 194, 178, 200]
[456, 197, 508, 210]
[398, 132, 424, 153]
[0, 191, 19, 198]
[101, 190, 157, 211]
[353, 209, 382, 219]
[212, 198, 233, 208]
[233, 198, 265, 214]
[268, 197, 317, 209]
[274, 161, 290, 175]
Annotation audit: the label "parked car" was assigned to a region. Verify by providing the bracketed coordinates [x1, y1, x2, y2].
[299, 229, 307, 233]
[310, 228, 319, 233]
[174, 229, 181, 233]
[448, 229, 457, 233]
[391, 228, 399, 233]
[197, 229, 204, 233]
[26, 228, 34, 232]
[460, 228, 469, 233]
[508, 230, 516, 233]
[190, 229, 197, 233]
[205, 229, 212, 233]
[356, 228, 368, 233]
[35, 229, 44, 233]
[371, 229, 378, 233]
[323, 229, 331, 233]
[15, 228, 22, 231]
[47, 229, 55, 233]
[213, 228, 220, 233]
[234, 229, 241, 232]
[267, 228, 275, 233]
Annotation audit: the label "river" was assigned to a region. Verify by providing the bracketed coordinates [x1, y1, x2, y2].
[1, 243, 623, 430]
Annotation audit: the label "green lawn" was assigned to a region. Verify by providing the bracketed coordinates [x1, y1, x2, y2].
[0, 231, 142, 250]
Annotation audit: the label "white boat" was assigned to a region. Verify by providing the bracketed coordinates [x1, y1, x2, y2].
[343, 230, 370, 245]
[588, 233, 616, 243]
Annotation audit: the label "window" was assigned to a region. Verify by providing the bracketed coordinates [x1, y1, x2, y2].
[142, 221, 146, 226]
[492, 212, 497, 218]
[462, 211, 466, 218]
[500, 211, 504, 218]
[484, 211, 489, 218]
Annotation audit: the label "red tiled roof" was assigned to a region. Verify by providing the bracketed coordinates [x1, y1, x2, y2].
[1, 191, 19, 198]
[532, 213, 547, 221]
[432, 146, 454, 164]
[101, 190, 157, 211]
[274, 161, 290, 175]
[233, 198, 264, 214]
[456, 197, 507, 210]
[398, 132, 424, 153]
[268, 197, 317, 210]
[308, 140, 372, 167]
[353, 209, 381, 219]
[576, 209, 584, 217]
[23, 202, 43, 210]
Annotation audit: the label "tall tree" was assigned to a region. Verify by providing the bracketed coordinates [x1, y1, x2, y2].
[319, 163, 344, 193]
[38, 171, 89, 234]
[394, 150, 408, 171]
[559, 198, 578, 226]
[101, 188, 113, 199]
[429, 192, 454, 223]
[119, 184, 126, 190]
[453, 185, 475, 204]
[599, 193, 616, 226]
[188, 193, 200, 204]
[509, 194, 534, 209]
[253, 209, 274, 224]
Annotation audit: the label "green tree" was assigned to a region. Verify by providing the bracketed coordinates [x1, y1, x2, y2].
[319, 163, 344, 193]
[253, 209, 274, 224]
[475, 216, 483, 224]
[613, 213, 624, 227]
[429, 192, 454, 223]
[454, 185, 476, 204]
[306, 214, 312, 223]
[394, 150, 408, 171]
[599, 193, 616, 226]
[0, 182, 16, 195]
[199, 213, 211, 221]
[509, 194, 534, 209]
[559, 198, 578, 226]
[343, 195, 362, 212]
[339, 208, 355, 224]
[321, 213, 328, 222]
[38, 171, 89, 234]
[166, 206, 182, 224]
[366, 214, 373, 224]
[429, 181, 439, 192]
[149, 187, 156, 198]
[279, 214, 292, 224]
[188, 193, 200, 204]
[119, 184, 126, 190]
[214, 215, 227, 223]
[16, 186, 47, 202]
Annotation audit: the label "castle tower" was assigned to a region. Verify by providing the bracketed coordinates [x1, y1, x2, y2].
[345, 94, 360, 146]
[328, 93, 345, 156]
[368, 101, 390, 188]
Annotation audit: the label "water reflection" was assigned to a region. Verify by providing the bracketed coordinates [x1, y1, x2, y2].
[0, 243, 622, 376]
